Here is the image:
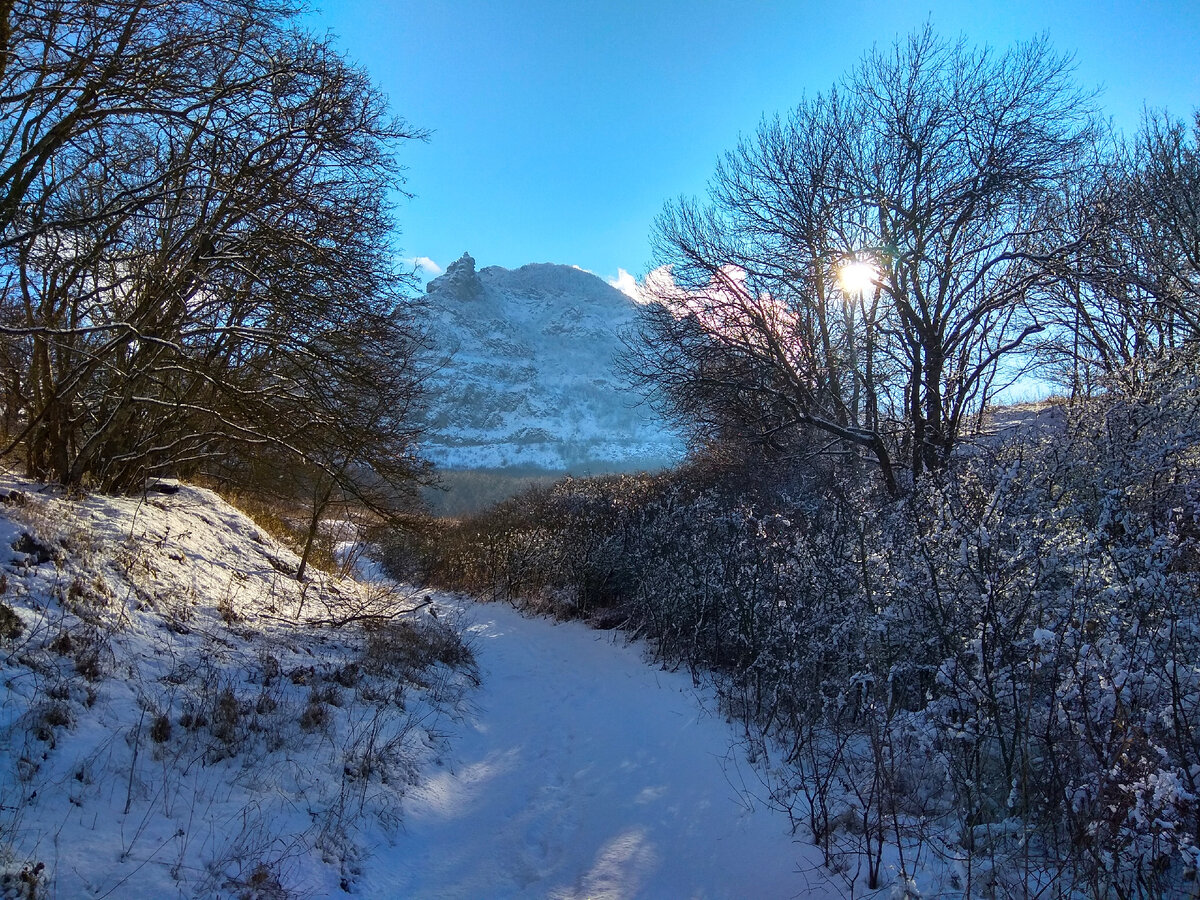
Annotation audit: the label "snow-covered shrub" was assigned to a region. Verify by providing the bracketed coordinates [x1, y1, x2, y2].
[851, 354, 1200, 896]
[411, 354, 1200, 896]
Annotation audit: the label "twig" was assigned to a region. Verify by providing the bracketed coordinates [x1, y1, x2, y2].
[124, 708, 145, 816]
[256, 597, 434, 629]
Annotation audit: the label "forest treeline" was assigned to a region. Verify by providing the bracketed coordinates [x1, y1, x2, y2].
[393, 30, 1200, 900]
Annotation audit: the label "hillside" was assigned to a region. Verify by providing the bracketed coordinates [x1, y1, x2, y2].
[418, 254, 683, 472]
[0, 478, 476, 898]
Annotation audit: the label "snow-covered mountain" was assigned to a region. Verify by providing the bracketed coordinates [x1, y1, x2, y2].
[417, 253, 683, 470]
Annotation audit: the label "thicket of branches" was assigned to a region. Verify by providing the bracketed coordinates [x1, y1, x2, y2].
[624, 28, 1200, 497]
[1038, 110, 1200, 396]
[0, 0, 429, 517]
[396, 28, 1200, 898]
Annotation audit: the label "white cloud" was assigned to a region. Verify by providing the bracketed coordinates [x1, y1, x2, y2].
[608, 268, 646, 302]
[608, 266, 687, 306]
[406, 256, 443, 278]
[609, 265, 797, 342]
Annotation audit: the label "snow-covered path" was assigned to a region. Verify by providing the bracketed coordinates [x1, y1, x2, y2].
[364, 598, 844, 899]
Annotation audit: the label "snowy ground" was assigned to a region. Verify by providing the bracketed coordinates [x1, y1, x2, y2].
[364, 599, 844, 899]
[0, 478, 474, 898]
[0, 477, 844, 899]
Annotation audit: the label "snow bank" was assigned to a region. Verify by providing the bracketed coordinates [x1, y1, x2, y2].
[0, 477, 474, 898]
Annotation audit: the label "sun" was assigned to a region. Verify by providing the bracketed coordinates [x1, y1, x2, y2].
[838, 260, 877, 295]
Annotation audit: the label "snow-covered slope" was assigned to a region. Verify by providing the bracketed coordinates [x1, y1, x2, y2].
[0, 476, 857, 897]
[418, 254, 683, 471]
[0, 478, 474, 898]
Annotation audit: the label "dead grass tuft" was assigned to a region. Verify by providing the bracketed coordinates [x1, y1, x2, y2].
[0, 602, 21, 642]
[361, 617, 475, 678]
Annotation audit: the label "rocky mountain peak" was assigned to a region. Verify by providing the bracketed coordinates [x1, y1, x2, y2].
[428, 251, 483, 299]
[418, 256, 682, 471]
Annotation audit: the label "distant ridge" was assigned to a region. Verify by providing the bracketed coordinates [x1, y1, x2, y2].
[418, 253, 683, 471]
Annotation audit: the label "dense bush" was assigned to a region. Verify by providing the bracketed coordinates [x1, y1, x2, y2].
[391, 472, 667, 615]
[396, 355, 1200, 898]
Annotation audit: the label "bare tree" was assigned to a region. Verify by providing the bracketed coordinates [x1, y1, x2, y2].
[1039, 111, 1200, 395]
[0, 0, 430, 507]
[629, 28, 1095, 492]
[1129, 112, 1200, 331]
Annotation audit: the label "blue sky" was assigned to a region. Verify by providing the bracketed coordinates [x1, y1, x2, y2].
[306, 0, 1200, 288]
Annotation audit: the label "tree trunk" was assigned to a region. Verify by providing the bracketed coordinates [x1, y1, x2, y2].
[297, 479, 334, 582]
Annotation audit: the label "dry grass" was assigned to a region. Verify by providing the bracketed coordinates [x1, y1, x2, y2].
[0, 601, 21, 642]
[361, 617, 476, 679]
[215, 490, 340, 575]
